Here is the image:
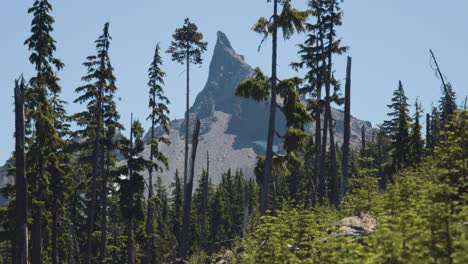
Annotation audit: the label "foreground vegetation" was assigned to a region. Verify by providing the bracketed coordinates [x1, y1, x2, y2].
[220, 111, 467, 264]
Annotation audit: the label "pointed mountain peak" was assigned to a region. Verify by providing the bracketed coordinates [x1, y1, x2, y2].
[191, 31, 252, 119]
[216, 30, 233, 50]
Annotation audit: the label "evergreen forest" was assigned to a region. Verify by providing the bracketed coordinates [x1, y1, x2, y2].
[0, 0, 467, 263]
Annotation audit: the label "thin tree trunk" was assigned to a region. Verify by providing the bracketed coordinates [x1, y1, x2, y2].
[426, 113, 431, 150]
[318, 68, 330, 205]
[180, 117, 201, 259]
[144, 93, 157, 264]
[323, 1, 336, 206]
[100, 146, 110, 263]
[377, 134, 386, 190]
[32, 159, 44, 264]
[85, 89, 103, 264]
[199, 151, 209, 249]
[68, 224, 73, 264]
[51, 97, 61, 264]
[361, 125, 366, 157]
[15, 79, 28, 264]
[260, 0, 278, 216]
[184, 50, 190, 187]
[97, 90, 107, 263]
[312, 36, 323, 207]
[341, 57, 352, 199]
[317, 10, 330, 205]
[128, 114, 136, 264]
[52, 186, 58, 264]
[328, 114, 338, 207]
[127, 218, 135, 264]
[318, 107, 329, 205]
[429, 49, 449, 95]
[304, 137, 314, 209]
[242, 183, 249, 240]
[112, 221, 118, 264]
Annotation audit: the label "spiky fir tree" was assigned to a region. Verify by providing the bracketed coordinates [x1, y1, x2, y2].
[383, 81, 411, 171]
[73, 22, 121, 263]
[144, 43, 171, 264]
[439, 83, 457, 127]
[24, 1, 66, 262]
[409, 99, 425, 165]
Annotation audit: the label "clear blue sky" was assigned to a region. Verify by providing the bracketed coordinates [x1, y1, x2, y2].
[1, 0, 467, 165]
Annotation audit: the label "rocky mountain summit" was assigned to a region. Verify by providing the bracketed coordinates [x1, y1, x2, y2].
[142, 31, 371, 186]
[0, 31, 372, 201]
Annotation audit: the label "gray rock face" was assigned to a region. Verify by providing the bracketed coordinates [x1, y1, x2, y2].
[0, 31, 373, 197]
[190, 31, 286, 150]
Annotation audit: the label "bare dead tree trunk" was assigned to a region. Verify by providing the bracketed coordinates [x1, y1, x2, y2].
[429, 49, 449, 95]
[341, 57, 352, 200]
[180, 117, 201, 259]
[260, 0, 279, 216]
[15, 78, 28, 264]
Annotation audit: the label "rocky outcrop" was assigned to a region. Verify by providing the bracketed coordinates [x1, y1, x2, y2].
[333, 212, 378, 237]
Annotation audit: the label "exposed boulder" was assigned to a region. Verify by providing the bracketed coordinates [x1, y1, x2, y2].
[333, 212, 378, 237]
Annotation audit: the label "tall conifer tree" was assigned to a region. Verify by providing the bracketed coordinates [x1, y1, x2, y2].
[73, 22, 121, 264]
[24, 1, 65, 262]
[144, 43, 170, 264]
[383, 81, 411, 171]
[166, 18, 207, 190]
[409, 99, 424, 165]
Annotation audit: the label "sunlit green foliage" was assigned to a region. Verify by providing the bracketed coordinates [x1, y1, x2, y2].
[228, 110, 468, 264]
